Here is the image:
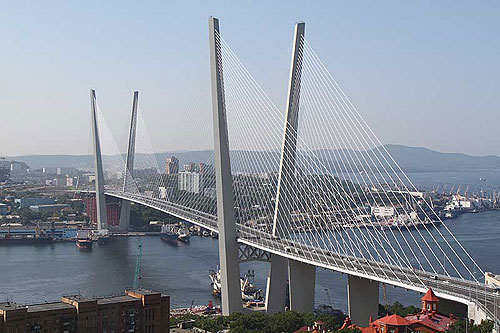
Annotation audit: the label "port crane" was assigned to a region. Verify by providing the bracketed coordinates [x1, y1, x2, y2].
[133, 240, 143, 289]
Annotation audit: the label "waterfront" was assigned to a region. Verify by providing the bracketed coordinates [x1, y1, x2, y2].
[0, 209, 499, 311]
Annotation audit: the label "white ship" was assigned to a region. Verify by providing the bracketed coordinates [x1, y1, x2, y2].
[209, 268, 263, 301]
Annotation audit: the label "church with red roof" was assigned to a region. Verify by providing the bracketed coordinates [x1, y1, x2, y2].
[343, 288, 457, 333]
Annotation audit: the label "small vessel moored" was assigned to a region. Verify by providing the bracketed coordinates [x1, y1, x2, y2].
[177, 226, 191, 243]
[161, 223, 191, 243]
[76, 230, 93, 250]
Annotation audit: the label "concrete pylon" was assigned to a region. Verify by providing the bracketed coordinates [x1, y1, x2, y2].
[265, 254, 289, 313]
[208, 16, 242, 315]
[119, 91, 139, 231]
[347, 275, 379, 326]
[266, 22, 311, 314]
[272, 22, 305, 238]
[289, 259, 316, 312]
[90, 89, 108, 231]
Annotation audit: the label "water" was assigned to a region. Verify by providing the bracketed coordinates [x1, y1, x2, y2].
[0, 210, 499, 311]
[1, 171, 500, 311]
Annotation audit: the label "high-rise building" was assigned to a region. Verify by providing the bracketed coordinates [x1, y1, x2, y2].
[183, 162, 197, 172]
[164, 157, 179, 175]
[178, 171, 201, 194]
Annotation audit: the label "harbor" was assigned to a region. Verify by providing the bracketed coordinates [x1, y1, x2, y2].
[0, 210, 499, 312]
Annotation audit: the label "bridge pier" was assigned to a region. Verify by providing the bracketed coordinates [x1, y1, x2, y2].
[437, 298, 468, 318]
[119, 91, 139, 232]
[209, 16, 242, 315]
[90, 89, 108, 231]
[347, 275, 379, 326]
[266, 21, 306, 315]
[289, 259, 316, 313]
[265, 255, 288, 313]
[467, 301, 489, 326]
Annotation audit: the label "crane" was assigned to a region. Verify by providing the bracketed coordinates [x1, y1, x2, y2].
[133, 240, 143, 290]
[324, 288, 332, 306]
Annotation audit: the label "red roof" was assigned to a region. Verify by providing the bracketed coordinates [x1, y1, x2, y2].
[406, 312, 456, 332]
[376, 314, 410, 326]
[422, 288, 440, 302]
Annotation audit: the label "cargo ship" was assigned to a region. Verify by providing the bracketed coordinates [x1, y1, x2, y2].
[0, 228, 54, 245]
[76, 230, 93, 250]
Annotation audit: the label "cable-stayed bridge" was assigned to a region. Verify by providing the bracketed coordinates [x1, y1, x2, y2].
[85, 17, 499, 329]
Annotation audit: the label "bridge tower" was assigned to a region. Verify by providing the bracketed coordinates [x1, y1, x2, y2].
[265, 22, 317, 314]
[119, 91, 139, 231]
[90, 89, 108, 231]
[208, 16, 243, 315]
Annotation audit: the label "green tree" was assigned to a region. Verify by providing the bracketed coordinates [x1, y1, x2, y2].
[448, 319, 494, 333]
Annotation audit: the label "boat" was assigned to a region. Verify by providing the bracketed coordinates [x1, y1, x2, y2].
[0, 228, 54, 245]
[161, 224, 191, 243]
[0, 233, 54, 245]
[160, 224, 179, 244]
[209, 268, 263, 301]
[92, 229, 111, 244]
[76, 230, 93, 250]
[177, 226, 191, 243]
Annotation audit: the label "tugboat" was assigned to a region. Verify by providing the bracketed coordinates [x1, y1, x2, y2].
[76, 230, 93, 250]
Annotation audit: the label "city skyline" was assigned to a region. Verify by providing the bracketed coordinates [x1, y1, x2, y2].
[1, 1, 499, 157]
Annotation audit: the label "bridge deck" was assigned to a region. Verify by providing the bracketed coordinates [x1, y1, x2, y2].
[105, 190, 500, 323]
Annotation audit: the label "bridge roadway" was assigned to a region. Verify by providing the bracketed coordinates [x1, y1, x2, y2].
[105, 190, 500, 323]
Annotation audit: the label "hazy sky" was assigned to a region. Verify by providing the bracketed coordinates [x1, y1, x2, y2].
[1, 1, 499, 157]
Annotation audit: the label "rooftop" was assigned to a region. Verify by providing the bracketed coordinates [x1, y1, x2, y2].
[27, 302, 74, 313]
[0, 302, 25, 311]
[98, 295, 138, 305]
[406, 312, 455, 332]
[376, 314, 410, 326]
[422, 288, 440, 302]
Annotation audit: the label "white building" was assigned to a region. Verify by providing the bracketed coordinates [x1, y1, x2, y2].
[371, 206, 395, 217]
[179, 171, 201, 194]
[159, 186, 175, 200]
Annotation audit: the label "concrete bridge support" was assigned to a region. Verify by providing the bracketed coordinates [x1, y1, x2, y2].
[265, 255, 288, 313]
[90, 89, 108, 231]
[347, 275, 379, 326]
[266, 22, 306, 314]
[289, 259, 316, 313]
[119, 91, 139, 232]
[467, 302, 490, 325]
[437, 298, 468, 318]
[209, 16, 242, 315]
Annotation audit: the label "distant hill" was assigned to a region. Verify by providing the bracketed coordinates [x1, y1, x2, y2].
[381, 144, 500, 172]
[5, 145, 500, 173]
